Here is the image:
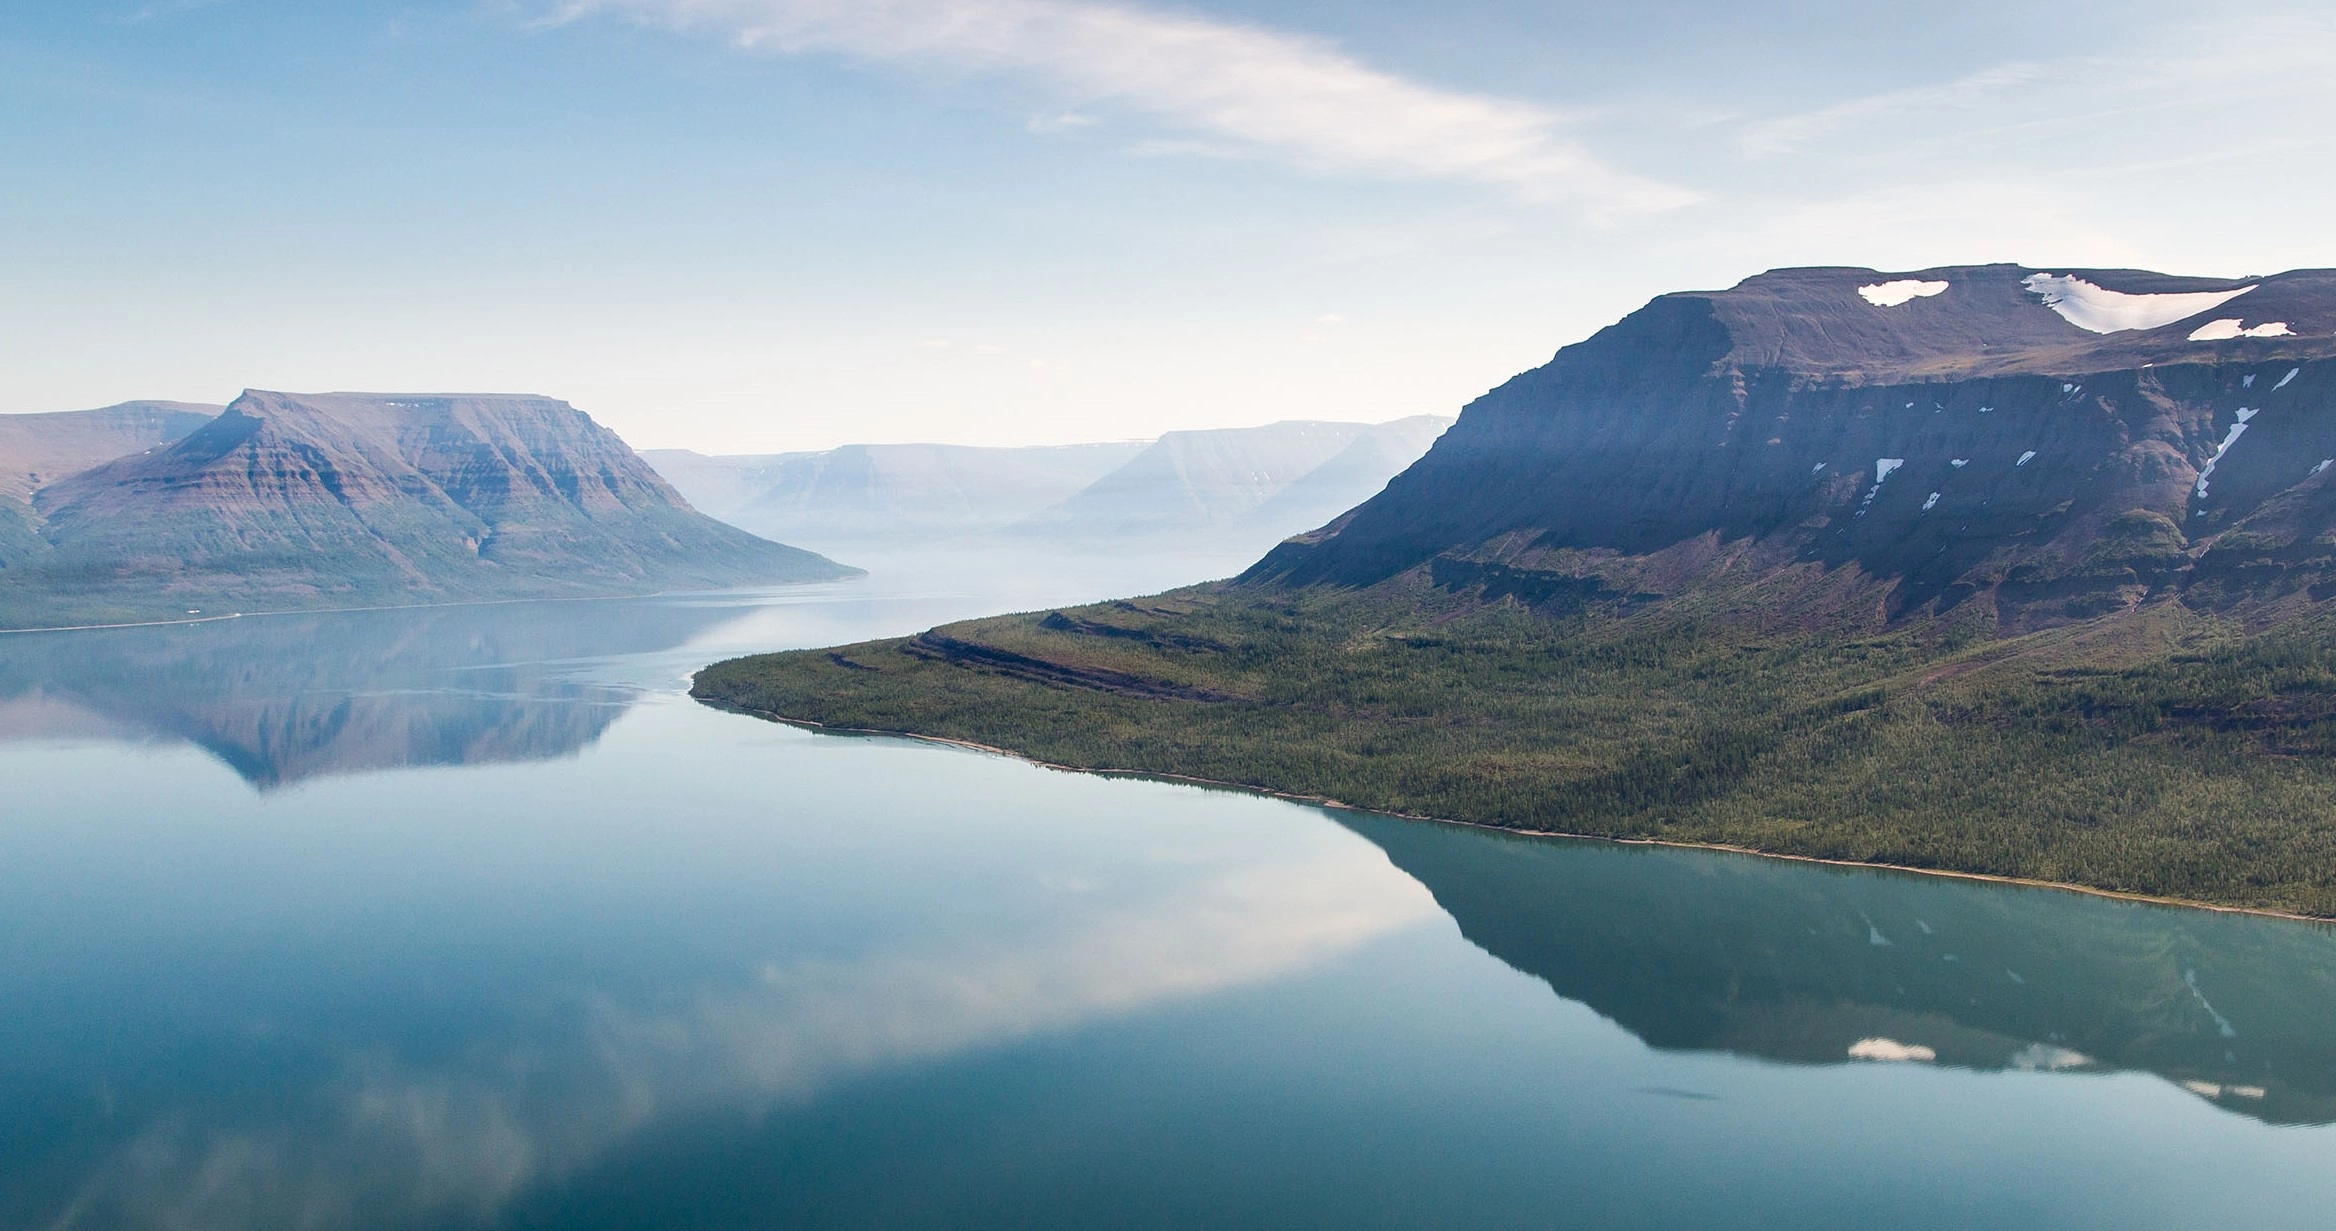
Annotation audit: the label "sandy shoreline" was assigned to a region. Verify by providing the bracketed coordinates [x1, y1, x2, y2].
[712, 702, 2336, 926]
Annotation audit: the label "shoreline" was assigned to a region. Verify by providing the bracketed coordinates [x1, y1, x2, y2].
[709, 701, 2336, 926]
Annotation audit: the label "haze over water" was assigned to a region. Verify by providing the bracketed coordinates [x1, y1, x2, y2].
[3, 545, 2333, 1230]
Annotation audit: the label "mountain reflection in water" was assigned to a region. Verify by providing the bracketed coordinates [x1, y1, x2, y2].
[0, 598, 740, 786]
[1337, 811, 2336, 1125]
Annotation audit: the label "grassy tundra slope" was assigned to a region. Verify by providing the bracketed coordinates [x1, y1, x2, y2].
[696, 580, 2336, 916]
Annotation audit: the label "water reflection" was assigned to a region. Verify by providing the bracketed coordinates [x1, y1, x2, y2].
[0, 598, 742, 787]
[2, 734, 1432, 1230]
[1338, 811, 2336, 1125]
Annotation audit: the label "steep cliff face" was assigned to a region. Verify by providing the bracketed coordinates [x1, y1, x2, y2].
[1, 391, 852, 625]
[1248, 265, 2336, 632]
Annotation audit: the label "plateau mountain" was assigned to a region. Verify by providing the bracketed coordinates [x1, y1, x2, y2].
[1250, 264, 2336, 630]
[0, 390, 852, 628]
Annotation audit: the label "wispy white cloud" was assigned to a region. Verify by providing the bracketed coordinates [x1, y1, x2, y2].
[1737, 61, 2058, 157]
[1737, 13, 2336, 163]
[546, 0, 1693, 212]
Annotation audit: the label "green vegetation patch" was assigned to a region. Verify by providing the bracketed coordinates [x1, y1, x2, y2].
[695, 583, 2336, 917]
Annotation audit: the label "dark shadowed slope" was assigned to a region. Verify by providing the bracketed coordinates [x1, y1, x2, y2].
[1249, 265, 2336, 631]
[0, 391, 853, 627]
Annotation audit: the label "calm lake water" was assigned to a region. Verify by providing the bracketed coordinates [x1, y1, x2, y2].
[4, 543, 2335, 1229]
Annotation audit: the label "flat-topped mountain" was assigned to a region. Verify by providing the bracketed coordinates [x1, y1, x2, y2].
[699, 264, 2336, 916]
[0, 390, 852, 627]
[1251, 264, 2336, 632]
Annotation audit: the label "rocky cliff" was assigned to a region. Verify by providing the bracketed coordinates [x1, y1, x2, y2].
[0, 390, 853, 626]
[1247, 265, 2336, 633]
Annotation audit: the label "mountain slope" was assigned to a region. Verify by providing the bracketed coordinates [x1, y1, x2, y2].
[695, 264, 2336, 916]
[0, 401, 218, 569]
[1, 391, 852, 626]
[1248, 264, 2336, 631]
[0, 400, 218, 502]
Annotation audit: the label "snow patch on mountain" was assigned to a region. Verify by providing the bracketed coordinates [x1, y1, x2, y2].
[1848, 1038, 1936, 1063]
[1857, 458, 1905, 515]
[2189, 319, 2295, 341]
[2195, 408, 2259, 498]
[1858, 279, 1949, 307]
[2022, 273, 2255, 334]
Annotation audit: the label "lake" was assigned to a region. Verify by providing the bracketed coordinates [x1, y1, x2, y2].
[4, 544, 2334, 1229]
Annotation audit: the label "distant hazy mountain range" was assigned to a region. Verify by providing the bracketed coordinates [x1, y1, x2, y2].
[0, 391, 852, 629]
[644, 440, 1147, 542]
[645, 416, 1452, 553]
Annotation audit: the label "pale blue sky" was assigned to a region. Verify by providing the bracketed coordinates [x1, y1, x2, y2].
[5, 0, 2332, 451]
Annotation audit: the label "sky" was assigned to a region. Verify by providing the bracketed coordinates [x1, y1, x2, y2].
[4, 0, 2334, 453]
